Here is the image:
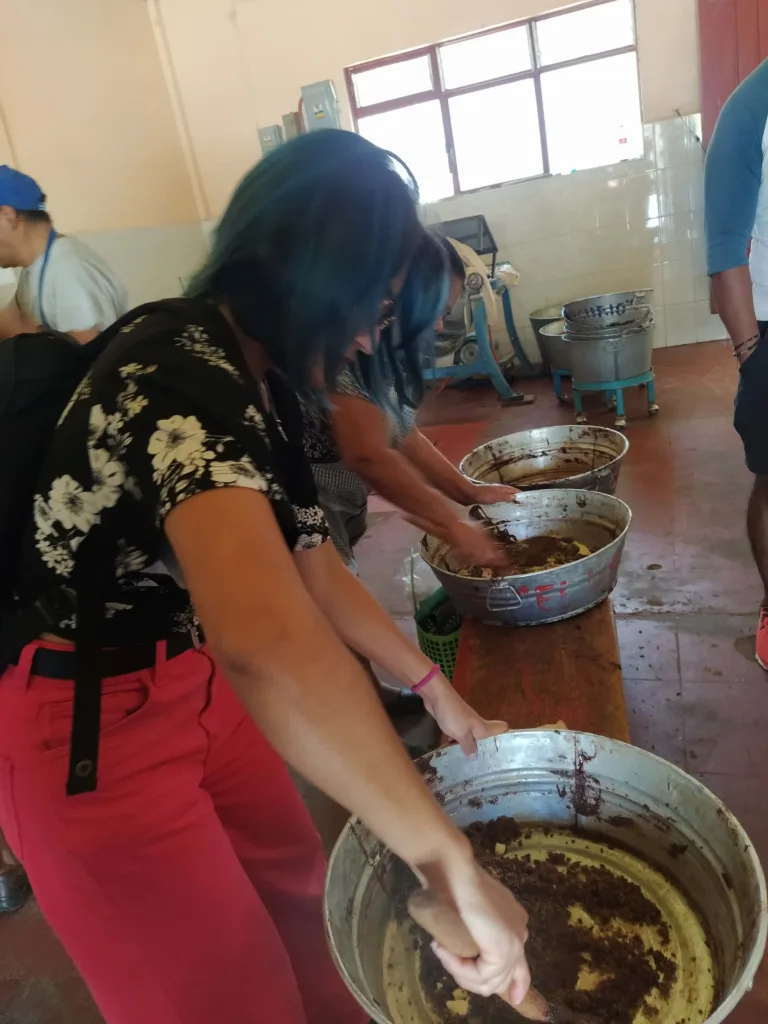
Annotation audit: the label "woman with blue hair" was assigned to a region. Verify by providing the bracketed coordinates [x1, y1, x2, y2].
[0, 131, 529, 1023]
[304, 232, 519, 572]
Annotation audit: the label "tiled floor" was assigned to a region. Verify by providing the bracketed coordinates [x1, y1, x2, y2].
[2, 339, 767, 1021]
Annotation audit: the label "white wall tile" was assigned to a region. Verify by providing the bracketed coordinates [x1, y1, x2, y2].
[659, 213, 693, 263]
[419, 114, 711, 355]
[657, 164, 702, 217]
[662, 258, 695, 305]
[665, 301, 697, 347]
[650, 262, 665, 308]
[694, 271, 711, 303]
[654, 116, 704, 170]
[694, 300, 726, 342]
[651, 307, 667, 348]
[595, 177, 629, 228]
[624, 170, 659, 226]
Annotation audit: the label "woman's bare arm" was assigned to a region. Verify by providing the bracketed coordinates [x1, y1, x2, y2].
[166, 486, 464, 867]
[165, 486, 529, 1003]
[294, 540, 506, 755]
[331, 395, 505, 565]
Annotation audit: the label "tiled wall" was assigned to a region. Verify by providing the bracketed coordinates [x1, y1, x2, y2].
[423, 114, 725, 359]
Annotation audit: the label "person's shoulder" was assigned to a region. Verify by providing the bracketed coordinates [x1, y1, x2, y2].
[720, 59, 768, 133]
[101, 300, 247, 383]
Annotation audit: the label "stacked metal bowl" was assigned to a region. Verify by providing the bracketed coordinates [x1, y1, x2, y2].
[561, 290, 655, 384]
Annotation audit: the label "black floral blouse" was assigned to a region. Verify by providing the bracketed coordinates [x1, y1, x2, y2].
[16, 299, 329, 645]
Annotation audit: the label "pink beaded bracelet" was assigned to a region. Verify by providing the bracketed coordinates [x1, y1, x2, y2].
[410, 664, 440, 694]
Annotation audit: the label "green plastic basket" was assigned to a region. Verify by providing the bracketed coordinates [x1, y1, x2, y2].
[411, 568, 462, 680]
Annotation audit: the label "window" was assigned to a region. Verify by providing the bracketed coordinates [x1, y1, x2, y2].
[345, 0, 643, 202]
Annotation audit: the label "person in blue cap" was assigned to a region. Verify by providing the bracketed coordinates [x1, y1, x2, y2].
[0, 167, 128, 912]
[0, 166, 127, 344]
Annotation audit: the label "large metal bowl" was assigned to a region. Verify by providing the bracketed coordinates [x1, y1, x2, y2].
[530, 306, 566, 368]
[325, 731, 768, 1024]
[567, 322, 655, 384]
[537, 319, 571, 372]
[459, 424, 629, 495]
[420, 490, 631, 626]
[563, 290, 652, 328]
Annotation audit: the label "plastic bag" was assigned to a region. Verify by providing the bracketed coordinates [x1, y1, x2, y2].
[401, 551, 439, 611]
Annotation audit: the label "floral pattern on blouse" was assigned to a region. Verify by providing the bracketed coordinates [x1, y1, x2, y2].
[16, 300, 330, 645]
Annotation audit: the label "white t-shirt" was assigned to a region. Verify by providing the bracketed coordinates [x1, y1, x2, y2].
[15, 235, 127, 334]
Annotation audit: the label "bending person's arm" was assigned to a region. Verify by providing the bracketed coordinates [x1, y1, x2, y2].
[166, 487, 529, 1004]
[295, 538, 507, 755]
[331, 393, 504, 566]
[705, 76, 765, 361]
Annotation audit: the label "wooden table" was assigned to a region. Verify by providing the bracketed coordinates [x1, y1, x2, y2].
[451, 600, 629, 742]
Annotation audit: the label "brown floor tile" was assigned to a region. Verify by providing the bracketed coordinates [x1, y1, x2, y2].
[684, 682, 768, 775]
[676, 614, 764, 684]
[623, 679, 686, 768]
[615, 616, 680, 681]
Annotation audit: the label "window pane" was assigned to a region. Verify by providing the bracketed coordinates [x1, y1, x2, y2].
[439, 26, 532, 90]
[449, 80, 543, 191]
[542, 52, 643, 174]
[536, 0, 634, 66]
[351, 56, 433, 108]
[358, 101, 454, 203]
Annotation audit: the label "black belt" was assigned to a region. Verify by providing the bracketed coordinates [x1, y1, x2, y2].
[29, 631, 199, 681]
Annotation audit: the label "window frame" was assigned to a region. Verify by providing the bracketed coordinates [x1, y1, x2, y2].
[344, 0, 640, 198]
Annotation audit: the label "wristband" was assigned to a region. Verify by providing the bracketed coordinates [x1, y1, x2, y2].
[409, 664, 440, 694]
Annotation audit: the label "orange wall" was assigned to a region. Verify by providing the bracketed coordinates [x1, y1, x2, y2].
[0, 0, 199, 233]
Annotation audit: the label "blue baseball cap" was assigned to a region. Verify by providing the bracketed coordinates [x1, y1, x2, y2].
[0, 166, 46, 212]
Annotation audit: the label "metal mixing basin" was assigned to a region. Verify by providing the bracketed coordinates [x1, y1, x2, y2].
[459, 424, 629, 495]
[420, 490, 631, 626]
[325, 731, 768, 1024]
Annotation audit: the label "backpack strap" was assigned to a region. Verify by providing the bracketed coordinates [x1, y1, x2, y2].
[67, 588, 105, 795]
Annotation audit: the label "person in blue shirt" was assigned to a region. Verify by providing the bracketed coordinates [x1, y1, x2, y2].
[705, 58, 768, 669]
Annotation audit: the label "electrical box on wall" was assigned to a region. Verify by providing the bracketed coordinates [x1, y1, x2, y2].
[282, 112, 302, 141]
[300, 80, 341, 132]
[258, 124, 284, 156]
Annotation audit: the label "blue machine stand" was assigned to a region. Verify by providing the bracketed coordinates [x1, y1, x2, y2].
[572, 369, 659, 429]
[421, 282, 537, 405]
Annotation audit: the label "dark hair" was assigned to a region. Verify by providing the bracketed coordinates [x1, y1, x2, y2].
[18, 209, 51, 226]
[353, 231, 449, 416]
[438, 235, 466, 283]
[186, 130, 426, 404]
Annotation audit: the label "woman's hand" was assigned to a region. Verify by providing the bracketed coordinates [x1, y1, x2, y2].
[444, 519, 510, 567]
[420, 673, 507, 756]
[463, 481, 521, 505]
[432, 863, 531, 1007]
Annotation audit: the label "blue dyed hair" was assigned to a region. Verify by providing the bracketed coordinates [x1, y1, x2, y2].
[186, 130, 425, 401]
[351, 230, 449, 417]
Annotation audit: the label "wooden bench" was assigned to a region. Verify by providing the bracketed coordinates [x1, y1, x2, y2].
[450, 600, 629, 742]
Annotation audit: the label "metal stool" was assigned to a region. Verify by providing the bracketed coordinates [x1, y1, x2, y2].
[573, 368, 659, 429]
[552, 367, 572, 402]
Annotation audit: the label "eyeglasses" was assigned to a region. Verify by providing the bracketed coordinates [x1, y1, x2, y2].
[378, 296, 397, 332]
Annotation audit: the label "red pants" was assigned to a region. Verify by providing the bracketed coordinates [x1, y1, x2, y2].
[0, 640, 365, 1024]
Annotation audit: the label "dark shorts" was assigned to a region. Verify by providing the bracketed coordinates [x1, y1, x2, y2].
[735, 321, 768, 475]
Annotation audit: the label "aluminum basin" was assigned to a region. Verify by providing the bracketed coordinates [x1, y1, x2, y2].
[325, 731, 767, 1024]
[420, 490, 631, 626]
[460, 424, 629, 495]
[537, 319, 571, 372]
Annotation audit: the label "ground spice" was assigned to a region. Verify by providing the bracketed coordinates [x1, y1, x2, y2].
[457, 535, 589, 579]
[417, 817, 678, 1024]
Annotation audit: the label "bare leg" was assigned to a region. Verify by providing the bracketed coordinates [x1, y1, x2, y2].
[747, 475, 768, 607]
